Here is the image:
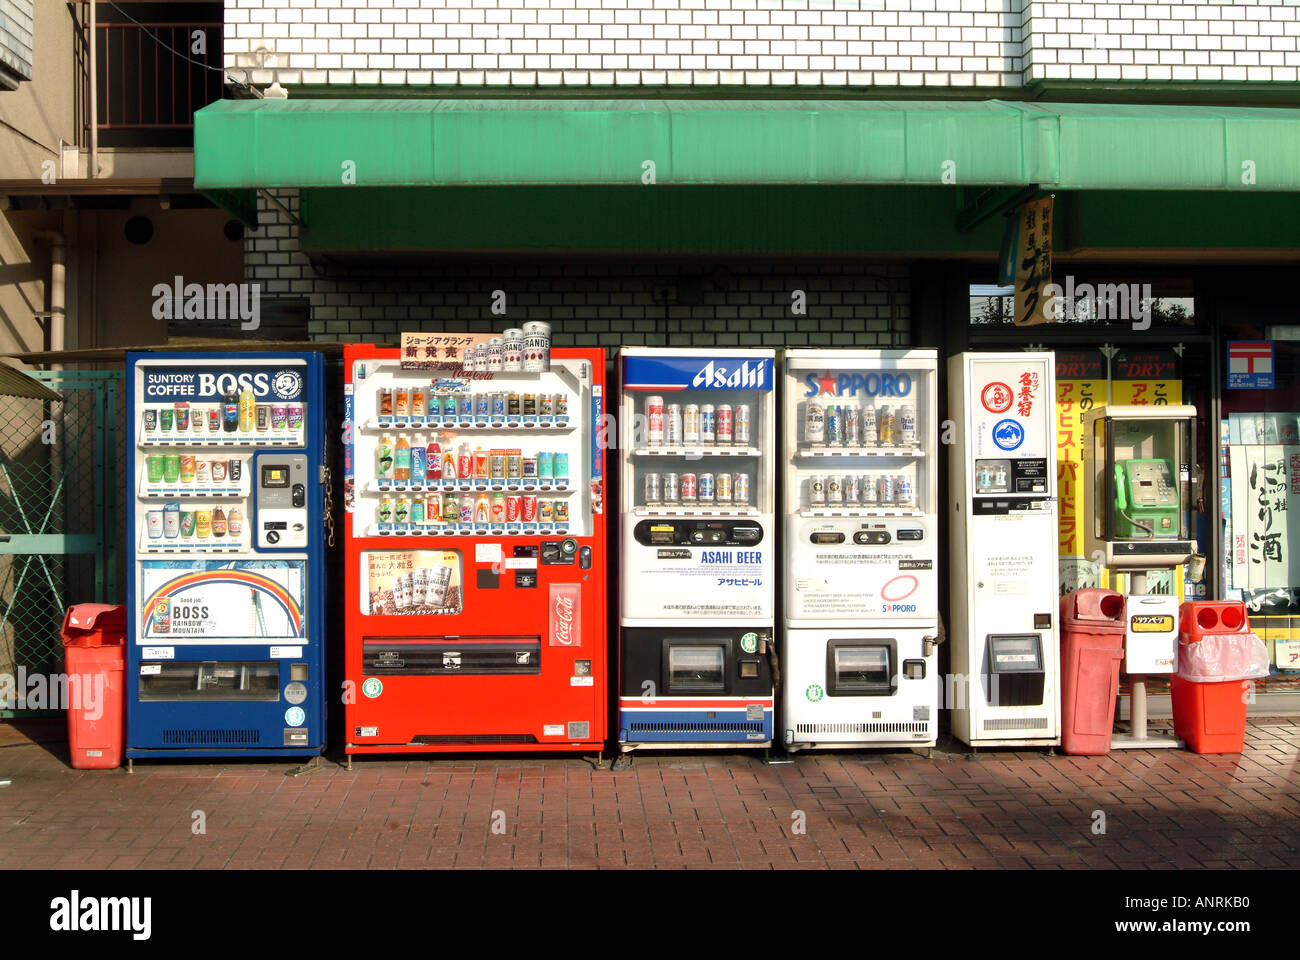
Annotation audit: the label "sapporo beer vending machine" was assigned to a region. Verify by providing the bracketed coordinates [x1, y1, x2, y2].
[781, 349, 941, 751]
[342, 343, 606, 754]
[126, 352, 326, 760]
[617, 348, 776, 750]
[948, 351, 1061, 747]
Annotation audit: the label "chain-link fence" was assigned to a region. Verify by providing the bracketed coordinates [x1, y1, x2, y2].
[0, 372, 121, 709]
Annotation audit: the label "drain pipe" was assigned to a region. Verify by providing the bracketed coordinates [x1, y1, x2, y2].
[88, 1, 97, 178]
[33, 230, 66, 367]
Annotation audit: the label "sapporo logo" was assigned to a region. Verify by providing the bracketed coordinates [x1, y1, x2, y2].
[50, 891, 151, 940]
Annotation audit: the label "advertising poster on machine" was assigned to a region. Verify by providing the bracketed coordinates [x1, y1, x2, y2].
[363, 549, 463, 616]
[1055, 350, 1108, 594]
[1229, 443, 1300, 669]
[139, 560, 306, 642]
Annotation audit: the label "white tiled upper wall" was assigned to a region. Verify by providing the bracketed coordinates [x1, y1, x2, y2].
[224, 0, 1300, 89]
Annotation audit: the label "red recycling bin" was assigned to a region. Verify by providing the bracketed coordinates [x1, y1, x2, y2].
[60, 604, 127, 770]
[1172, 601, 1260, 754]
[1058, 589, 1126, 755]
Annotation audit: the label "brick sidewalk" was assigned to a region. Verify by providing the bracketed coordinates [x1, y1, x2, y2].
[1, 718, 1297, 869]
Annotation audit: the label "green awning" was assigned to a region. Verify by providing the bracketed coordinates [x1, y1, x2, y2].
[196, 98, 1300, 192]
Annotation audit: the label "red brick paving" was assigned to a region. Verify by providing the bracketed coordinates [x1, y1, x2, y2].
[1, 718, 1298, 869]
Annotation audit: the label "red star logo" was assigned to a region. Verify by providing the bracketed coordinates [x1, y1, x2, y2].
[818, 373, 837, 396]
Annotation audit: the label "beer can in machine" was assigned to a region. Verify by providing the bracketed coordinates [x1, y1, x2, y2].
[700, 405, 715, 444]
[698, 473, 715, 502]
[683, 405, 700, 445]
[665, 404, 682, 445]
[680, 473, 698, 502]
[734, 404, 750, 445]
[716, 404, 733, 444]
[646, 396, 665, 445]
[809, 476, 826, 505]
[716, 472, 732, 504]
[732, 472, 750, 506]
[662, 472, 679, 504]
[643, 472, 661, 505]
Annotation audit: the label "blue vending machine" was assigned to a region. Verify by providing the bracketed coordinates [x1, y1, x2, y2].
[125, 351, 326, 762]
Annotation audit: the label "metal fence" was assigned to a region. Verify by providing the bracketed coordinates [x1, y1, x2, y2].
[0, 371, 121, 713]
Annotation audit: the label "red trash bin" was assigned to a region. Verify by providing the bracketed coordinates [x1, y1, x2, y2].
[60, 604, 127, 770]
[1058, 589, 1126, 755]
[1172, 601, 1265, 754]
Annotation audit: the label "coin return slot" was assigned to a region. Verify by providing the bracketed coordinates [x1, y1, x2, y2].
[811, 532, 846, 545]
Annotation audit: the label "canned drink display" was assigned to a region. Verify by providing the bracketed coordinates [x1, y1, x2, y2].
[553, 452, 570, 485]
[700, 404, 716, 444]
[256, 404, 270, 431]
[179, 510, 196, 538]
[487, 338, 504, 372]
[698, 473, 715, 502]
[461, 497, 475, 524]
[503, 328, 524, 371]
[878, 406, 894, 446]
[160, 408, 174, 432]
[522, 456, 538, 481]
[191, 407, 204, 433]
[646, 395, 665, 445]
[538, 451, 554, 481]
[271, 405, 288, 430]
[211, 459, 228, 484]
[554, 501, 569, 523]
[180, 455, 196, 484]
[877, 473, 894, 504]
[665, 404, 682, 445]
[163, 454, 181, 483]
[898, 405, 917, 447]
[474, 493, 490, 524]
[805, 400, 825, 444]
[410, 499, 425, 526]
[683, 404, 700, 444]
[491, 492, 506, 523]
[475, 392, 491, 419]
[662, 472, 679, 503]
[288, 403, 303, 430]
[143, 409, 157, 432]
[163, 502, 180, 539]
[411, 387, 427, 419]
[733, 472, 750, 505]
[734, 404, 751, 445]
[207, 408, 221, 432]
[147, 454, 164, 483]
[844, 404, 860, 446]
[643, 472, 661, 505]
[228, 458, 242, 482]
[810, 475, 826, 505]
[395, 496, 411, 527]
[492, 392, 507, 419]
[411, 440, 427, 484]
[523, 321, 552, 373]
[196, 510, 212, 538]
[473, 447, 490, 480]
[195, 459, 211, 486]
[539, 499, 554, 522]
[506, 494, 522, 522]
[825, 405, 842, 445]
[827, 475, 843, 505]
[523, 394, 537, 417]
[895, 475, 914, 506]
[209, 506, 224, 538]
[443, 492, 459, 523]
[861, 402, 877, 445]
[716, 404, 733, 444]
[427, 493, 443, 525]
[507, 392, 521, 417]
[680, 473, 698, 502]
[376, 435, 395, 479]
[522, 495, 539, 522]
[861, 473, 878, 505]
[175, 403, 190, 432]
[458, 393, 474, 419]
[539, 394, 553, 418]
[716, 472, 732, 503]
[843, 474, 858, 503]
[507, 450, 522, 482]
[490, 450, 507, 482]
[554, 393, 568, 417]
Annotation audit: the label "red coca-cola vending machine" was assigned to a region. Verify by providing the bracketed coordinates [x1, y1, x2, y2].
[342, 339, 606, 755]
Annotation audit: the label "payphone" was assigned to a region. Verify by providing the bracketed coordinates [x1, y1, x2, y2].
[1083, 404, 1197, 749]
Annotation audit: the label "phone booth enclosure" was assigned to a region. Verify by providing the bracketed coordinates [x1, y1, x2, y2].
[342, 345, 607, 753]
[1084, 404, 1197, 569]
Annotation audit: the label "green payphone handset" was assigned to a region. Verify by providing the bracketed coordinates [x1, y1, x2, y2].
[1114, 459, 1179, 538]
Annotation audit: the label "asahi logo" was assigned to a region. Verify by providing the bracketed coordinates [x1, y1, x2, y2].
[691, 360, 766, 389]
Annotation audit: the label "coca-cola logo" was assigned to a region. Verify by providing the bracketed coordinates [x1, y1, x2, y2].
[550, 585, 580, 647]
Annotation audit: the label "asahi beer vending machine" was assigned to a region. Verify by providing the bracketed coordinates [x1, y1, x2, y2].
[948, 352, 1061, 747]
[125, 352, 325, 760]
[617, 348, 776, 750]
[780, 350, 941, 751]
[342, 343, 606, 754]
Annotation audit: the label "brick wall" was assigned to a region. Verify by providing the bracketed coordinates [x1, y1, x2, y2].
[246, 190, 911, 350]
[226, 0, 1300, 90]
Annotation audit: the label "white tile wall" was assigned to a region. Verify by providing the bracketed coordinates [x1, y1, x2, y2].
[245, 191, 911, 348]
[225, 0, 1300, 88]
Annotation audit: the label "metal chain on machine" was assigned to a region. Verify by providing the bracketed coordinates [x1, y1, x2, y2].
[321, 463, 335, 547]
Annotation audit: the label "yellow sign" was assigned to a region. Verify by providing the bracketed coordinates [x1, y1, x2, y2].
[1130, 615, 1175, 633]
[1013, 196, 1054, 327]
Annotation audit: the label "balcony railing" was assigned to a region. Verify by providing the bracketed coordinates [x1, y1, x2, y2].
[96, 21, 222, 144]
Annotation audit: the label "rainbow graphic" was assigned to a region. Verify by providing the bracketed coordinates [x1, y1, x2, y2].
[142, 564, 304, 638]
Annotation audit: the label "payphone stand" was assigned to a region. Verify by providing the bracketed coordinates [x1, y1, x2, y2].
[1082, 405, 1196, 751]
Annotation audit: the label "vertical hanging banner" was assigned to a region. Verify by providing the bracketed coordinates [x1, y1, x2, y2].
[1230, 445, 1300, 669]
[1012, 196, 1054, 327]
[1055, 350, 1108, 593]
